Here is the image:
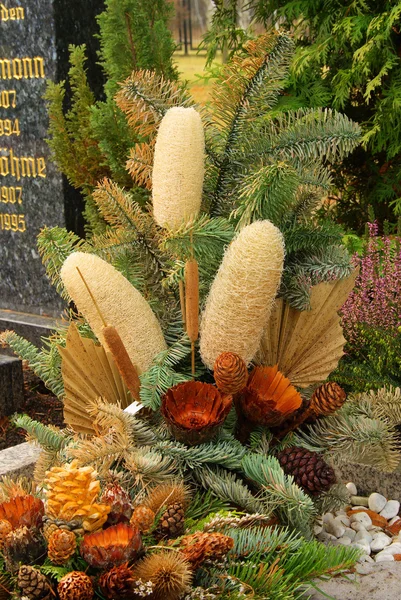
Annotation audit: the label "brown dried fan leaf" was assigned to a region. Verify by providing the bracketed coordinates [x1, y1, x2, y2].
[59, 322, 131, 434]
[258, 273, 358, 387]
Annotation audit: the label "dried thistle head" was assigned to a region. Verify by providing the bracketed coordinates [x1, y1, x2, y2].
[132, 550, 192, 600]
[144, 482, 190, 515]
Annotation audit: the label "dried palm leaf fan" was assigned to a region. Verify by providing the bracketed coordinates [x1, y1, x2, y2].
[59, 323, 132, 434]
[258, 272, 358, 387]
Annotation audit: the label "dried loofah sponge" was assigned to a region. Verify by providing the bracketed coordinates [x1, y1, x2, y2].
[200, 220, 284, 369]
[60, 252, 166, 374]
[152, 106, 204, 230]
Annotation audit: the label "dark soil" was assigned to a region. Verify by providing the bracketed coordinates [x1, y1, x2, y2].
[0, 365, 64, 450]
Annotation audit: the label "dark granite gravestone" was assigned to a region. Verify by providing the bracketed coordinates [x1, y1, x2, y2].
[0, 0, 104, 332]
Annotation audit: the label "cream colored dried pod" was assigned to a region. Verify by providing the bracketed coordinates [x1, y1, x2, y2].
[152, 106, 204, 230]
[200, 220, 284, 369]
[60, 252, 166, 374]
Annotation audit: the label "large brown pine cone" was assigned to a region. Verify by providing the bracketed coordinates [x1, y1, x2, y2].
[48, 529, 77, 564]
[18, 565, 51, 600]
[58, 571, 94, 600]
[214, 352, 248, 394]
[278, 446, 336, 495]
[157, 502, 185, 539]
[99, 563, 135, 599]
[309, 382, 346, 417]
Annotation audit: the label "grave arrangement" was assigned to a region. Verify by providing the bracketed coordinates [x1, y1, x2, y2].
[2, 31, 401, 600]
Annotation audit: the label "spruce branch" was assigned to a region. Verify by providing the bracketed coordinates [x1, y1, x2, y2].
[155, 438, 245, 471]
[241, 453, 316, 538]
[0, 331, 64, 398]
[194, 466, 270, 515]
[37, 226, 91, 300]
[12, 415, 71, 452]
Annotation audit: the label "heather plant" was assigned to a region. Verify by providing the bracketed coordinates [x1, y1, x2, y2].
[333, 223, 401, 391]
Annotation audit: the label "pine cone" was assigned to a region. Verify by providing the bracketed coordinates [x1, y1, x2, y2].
[48, 529, 77, 564]
[214, 352, 248, 394]
[42, 516, 84, 538]
[0, 519, 12, 550]
[157, 502, 185, 539]
[278, 446, 336, 495]
[309, 382, 346, 417]
[58, 571, 94, 600]
[99, 563, 135, 599]
[3, 526, 46, 573]
[100, 482, 133, 526]
[18, 565, 51, 600]
[44, 460, 110, 532]
[42, 521, 60, 541]
[179, 532, 234, 569]
[130, 505, 155, 533]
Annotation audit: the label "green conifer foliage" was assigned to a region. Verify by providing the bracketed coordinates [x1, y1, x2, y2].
[44, 0, 178, 232]
[247, 0, 401, 229]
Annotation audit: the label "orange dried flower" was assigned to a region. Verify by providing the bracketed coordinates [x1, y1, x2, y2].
[0, 495, 44, 531]
[80, 523, 142, 569]
[214, 352, 248, 395]
[239, 365, 302, 426]
[161, 381, 232, 445]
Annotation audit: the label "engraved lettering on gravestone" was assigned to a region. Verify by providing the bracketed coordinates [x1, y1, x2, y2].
[0, 3, 24, 21]
[0, 57, 45, 80]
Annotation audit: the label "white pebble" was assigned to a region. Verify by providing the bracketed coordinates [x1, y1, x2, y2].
[370, 532, 392, 552]
[380, 500, 400, 520]
[351, 496, 369, 507]
[336, 536, 352, 546]
[346, 482, 357, 496]
[335, 509, 347, 516]
[317, 531, 337, 543]
[375, 551, 395, 562]
[322, 513, 334, 524]
[354, 528, 373, 544]
[368, 492, 387, 513]
[314, 524, 323, 535]
[350, 512, 372, 529]
[352, 541, 371, 555]
[377, 543, 401, 556]
[343, 527, 356, 541]
[357, 555, 374, 565]
[325, 520, 346, 538]
[334, 514, 350, 527]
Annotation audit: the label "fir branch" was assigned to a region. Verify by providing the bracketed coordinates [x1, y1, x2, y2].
[194, 466, 270, 515]
[293, 409, 401, 473]
[124, 447, 178, 489]
[116, 70, 193, 139]
[37, 226, 91, 300]
[154, 438, 245, 471]
[241, 453, 316, 538]
[0, 331, 64, 398]
[353, 386, 401, 426]
[87, 399, 158, 446]
[12, 416, 71, 452]
[139, 335, 192, 410]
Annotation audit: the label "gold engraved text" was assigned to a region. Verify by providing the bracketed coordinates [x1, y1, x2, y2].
[0, 212, 25, 232]
[0, 118, 20, 136]
[1, 185, 22, 204]
[0, 3, 24, 21]
[0, 89, 16, 108]
[0, 57, 45, 80]
[0, 149, 46, 181]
